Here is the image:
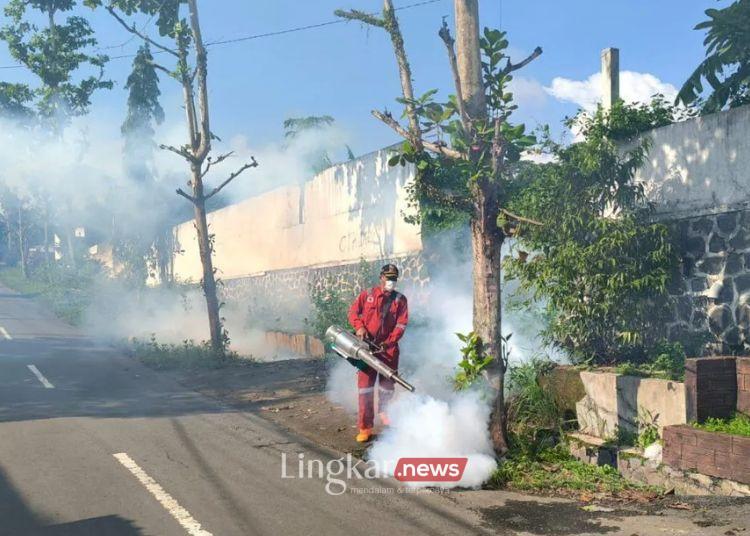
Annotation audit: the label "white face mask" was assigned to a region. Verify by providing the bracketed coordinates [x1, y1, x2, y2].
[384, 280, 396, 292]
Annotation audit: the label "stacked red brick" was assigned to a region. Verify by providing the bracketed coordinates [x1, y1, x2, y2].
[738, 357, 750, 413]
[662, 357, 750, 484]
[663, 425, 750, 483]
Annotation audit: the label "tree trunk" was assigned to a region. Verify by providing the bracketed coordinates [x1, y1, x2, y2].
[191, 165, 223, 354]
[17, 207, 26, 278]
[454, 0, 486, 119]
[471, 184, 508, 455]
[454, 0, 509, 456]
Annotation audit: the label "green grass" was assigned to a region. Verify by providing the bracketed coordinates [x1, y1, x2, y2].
[694, 413, 750, 437]
[0, 266, 48, 294]
[488, 445, 656, 494]
[0, 265, 94, 325]
[130, 335, 239, 370]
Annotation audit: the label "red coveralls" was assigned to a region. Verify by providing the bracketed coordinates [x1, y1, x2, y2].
[347, 286, 409, 430]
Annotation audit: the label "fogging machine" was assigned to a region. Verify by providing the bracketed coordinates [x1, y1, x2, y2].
[325, 325, 415, 392]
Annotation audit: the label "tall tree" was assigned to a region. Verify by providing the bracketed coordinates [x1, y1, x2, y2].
[0, 0, 112, 130]
[337, 0, 541, 455]
[122, 44, 164, 182]
[116, 44, 169, 284]
[87, 0, 258, 355]
[0, 0, 112, 270]
[283, 115, 356, 171]
[678, 0, 750, 113]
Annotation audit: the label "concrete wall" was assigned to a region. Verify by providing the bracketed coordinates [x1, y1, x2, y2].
[172, 147, 422, 282]
[637, 105, 750, 219]
[631, 105, 750, 353]
[575, 370, 687, 439]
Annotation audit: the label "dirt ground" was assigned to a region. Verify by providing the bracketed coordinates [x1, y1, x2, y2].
[173, 356, 372, 456]
[167, 356, 750, 536]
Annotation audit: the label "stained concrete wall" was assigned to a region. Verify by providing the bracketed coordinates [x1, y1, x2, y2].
[637, 105, 750, 218]
[576, 370, 687, 439]
[172, 147, 422, 283]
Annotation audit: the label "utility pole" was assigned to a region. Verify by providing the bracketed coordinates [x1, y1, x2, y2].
[601, 47, 620, 110]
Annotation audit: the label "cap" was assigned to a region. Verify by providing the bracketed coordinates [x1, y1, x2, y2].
[380, 264, 399, 279]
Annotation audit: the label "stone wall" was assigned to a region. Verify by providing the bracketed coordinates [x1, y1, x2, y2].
[220, 253, 429, 333]
[667, 210, 750, 353]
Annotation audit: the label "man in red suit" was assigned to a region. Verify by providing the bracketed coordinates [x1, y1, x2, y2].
[347, 264, 409, 443]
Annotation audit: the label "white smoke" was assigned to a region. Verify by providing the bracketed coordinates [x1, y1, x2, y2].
[325, 237, 563, 489]
[0, 112, 349, 355]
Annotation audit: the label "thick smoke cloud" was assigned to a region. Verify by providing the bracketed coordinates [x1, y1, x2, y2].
[326, 240, 564, 488]
[0, 113, 347, 358]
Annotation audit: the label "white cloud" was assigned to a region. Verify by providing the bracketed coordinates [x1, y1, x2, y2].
[508, 76, 548, 110]
[545, 71, 678, 111]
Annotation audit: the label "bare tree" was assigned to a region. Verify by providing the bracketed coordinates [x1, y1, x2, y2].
[337, 0, 541, 455]
[98, 0, 258, 354]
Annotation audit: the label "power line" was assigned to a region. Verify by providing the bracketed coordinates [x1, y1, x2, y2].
[0, 0, 443, 71]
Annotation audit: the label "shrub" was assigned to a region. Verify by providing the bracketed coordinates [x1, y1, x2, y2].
[505, 358, 564, 455]
[504, 98, 685, 365]
[453, 331, 496, 391]
[130, 334, 237, 370]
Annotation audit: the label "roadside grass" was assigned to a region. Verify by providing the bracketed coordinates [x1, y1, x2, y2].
[488, 445, 656, 495]
[0, 266, 48, 294]
[0, 265, 94, 325]
[490, 359, 660, 497]
[694, 412, 750, 437]
[129, 335, 239, 370]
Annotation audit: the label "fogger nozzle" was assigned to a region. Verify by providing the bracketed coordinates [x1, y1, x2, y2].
[325, 325, 415, 392]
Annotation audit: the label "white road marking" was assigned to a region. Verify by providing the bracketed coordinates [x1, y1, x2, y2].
[113, 453, 213, 536]
[0, 326, 12, 340]
[27, 364, 54, 389]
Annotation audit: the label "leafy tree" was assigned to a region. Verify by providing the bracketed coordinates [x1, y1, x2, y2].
[337, 0, 541, 455]
[283, 115, 356, 172]
[678, 0, 750, 113]
[283, 115, 335, 139]
[114, 44, 169, 285]
[0, 0, 112, 272]
[122, 44, 164, 182]
[0, 82, 34, 121]
[0, 0, 112, 130]
[87, 0, 258, 356]
[503, 99, 682, 364]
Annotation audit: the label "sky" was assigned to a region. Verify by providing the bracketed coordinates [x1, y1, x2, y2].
[0, 0, 712, 160]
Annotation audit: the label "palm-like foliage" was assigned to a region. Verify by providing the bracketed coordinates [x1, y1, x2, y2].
[678, 0, 750, 113]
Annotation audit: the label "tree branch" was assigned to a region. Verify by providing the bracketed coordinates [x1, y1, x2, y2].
[501, 208, 542, 226]
[438, 19, 470, 130]
[205, 157, 258, 200]
[160, 143, 195, 163]
[372, 110, 467, 160]
[146, 58, 173, 77]
[502, 46, 543, 75]
[334, 8, 385, 27]
[201, 151, 235, 178]
[176, 188, 196, 204]
[106, 7, 179, 58]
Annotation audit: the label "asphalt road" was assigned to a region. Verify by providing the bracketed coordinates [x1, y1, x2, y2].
[0, 287, 492, 536]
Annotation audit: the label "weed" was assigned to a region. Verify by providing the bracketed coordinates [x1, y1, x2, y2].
[505, 358, 564, 455]
[488, 445, 655, 494]
[694, 413, 750, 437]
[453, 331, 495, 391]
[130, 334, 238, 370]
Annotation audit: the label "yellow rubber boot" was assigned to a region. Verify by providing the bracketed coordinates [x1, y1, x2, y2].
[355, 428, 373, 443]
